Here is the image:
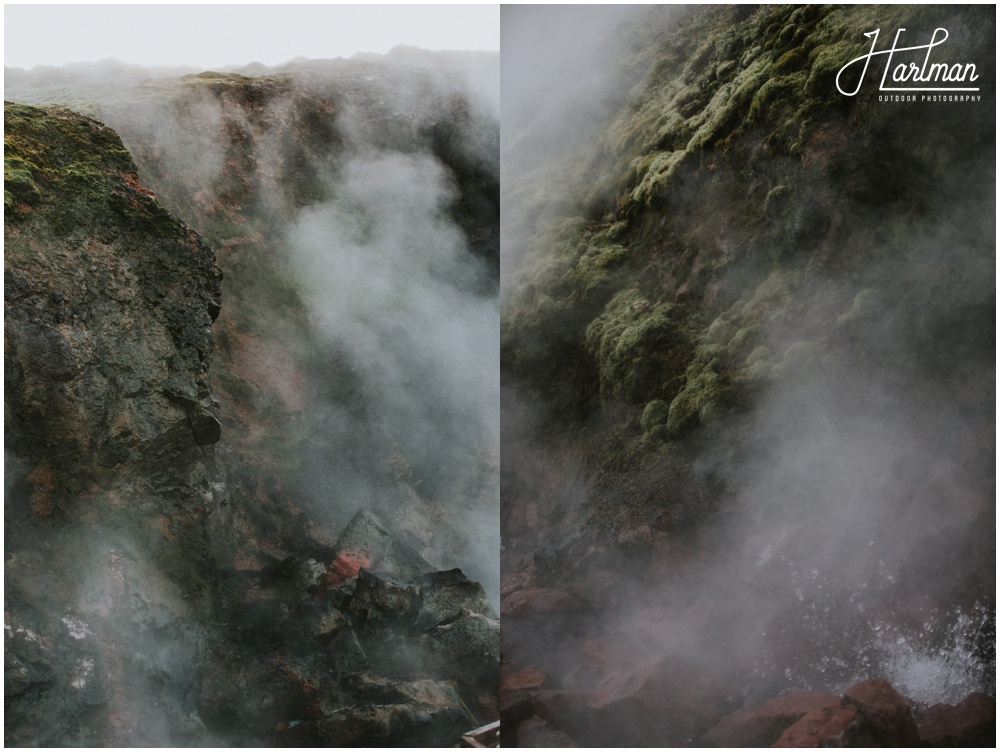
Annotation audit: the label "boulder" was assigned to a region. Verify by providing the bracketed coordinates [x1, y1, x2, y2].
[702, 690, 842, 747]
[415, 568, 496, 628]
[842, 678, 921, 746]
[917, 692, 996, 747]
[332, 509, 434, 582]
[343, 568, 420, 627]
[503, 666, 551, 693]
[581, 654, 738, 746]
[772, 705, 871, 747]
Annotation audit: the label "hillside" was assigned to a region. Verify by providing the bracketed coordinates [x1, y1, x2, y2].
[5, 51, 499, 746]
[499, 6, 994, 746]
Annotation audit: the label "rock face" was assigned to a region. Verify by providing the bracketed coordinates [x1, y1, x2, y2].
[499, 4, 994, 747]
[5, 50, 500, 746]
[916, 692, 996, 747]
[5, 103, 224, 746]
[702, 690, 842, 747]
[195, 511, 499, 746]
[5, 103, 223, 518]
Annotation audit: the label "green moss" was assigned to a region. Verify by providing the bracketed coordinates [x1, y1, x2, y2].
[744, 345, 775, 381]
[4, 102, 178, 236]
[667, 360, 730, 437]
[585, 289, 694, 405]
[640, 398, 670, 433]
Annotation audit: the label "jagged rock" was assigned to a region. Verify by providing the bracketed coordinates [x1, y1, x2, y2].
[344, 568, 420, 627]
[5, 104, 223, 511]
[503, 666, 551, 694]
[842, 678, 921, 746]
[189, 407, 222, 445]
[917, 692, 996, 747]
[312, 610, 348, 643]
[418, 611, 501, 684]
[332, 509, 435, 583]
[327, 627, 368, 676]
[326, 549, 373, 586]
[415, 567, 496, 628]
[702, 690, 842, 747]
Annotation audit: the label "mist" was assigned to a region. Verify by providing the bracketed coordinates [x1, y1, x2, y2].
[499, 5, 994, 746]
[5, 38, 500, 746]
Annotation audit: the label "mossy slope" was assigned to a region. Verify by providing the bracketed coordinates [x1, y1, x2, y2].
[501, 5, 995, 538]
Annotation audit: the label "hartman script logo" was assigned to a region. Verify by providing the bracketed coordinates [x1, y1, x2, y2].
[836, 28, 980, 96]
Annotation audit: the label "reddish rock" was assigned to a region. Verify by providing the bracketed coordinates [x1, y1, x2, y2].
[843, 678, 920, 746]
[772, 705, 871, 747]
[581, 654, 738, 746]
[503, 666, 550, 693]
[500, 569, 533, 596]
[702, 690, 842, 747]
[517, 715, 579, 747]
[501, 588, 582, 619]
[917, 692, 996, 747]
[325, 549, 372, 585]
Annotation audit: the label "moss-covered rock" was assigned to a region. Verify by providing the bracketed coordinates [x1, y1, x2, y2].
[501, 4, 995, 542]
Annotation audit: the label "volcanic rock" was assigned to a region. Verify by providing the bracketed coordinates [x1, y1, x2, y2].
[503, 666, 551, 693]
[916, 691, 996, 747]
[702, 690, 842, 747]
[842, 678, 921, 746]
[583, 653, 738, 746]
[333, 509, 435, 582]
[772, 705, 871, 747]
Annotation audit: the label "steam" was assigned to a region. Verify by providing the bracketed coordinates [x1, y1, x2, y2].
[6, 43, 500, 746]
[499, 4, 994, 734]
[288, 150, 500, 599]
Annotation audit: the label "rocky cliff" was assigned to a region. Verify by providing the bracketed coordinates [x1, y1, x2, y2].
[5, 49, 499, 746]
[500, 5, 994, 746]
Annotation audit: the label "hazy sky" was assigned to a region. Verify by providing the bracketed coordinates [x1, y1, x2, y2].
[4, 4, 500, 71]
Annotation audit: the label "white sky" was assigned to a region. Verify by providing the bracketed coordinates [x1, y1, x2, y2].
[4, 4, 500, 71]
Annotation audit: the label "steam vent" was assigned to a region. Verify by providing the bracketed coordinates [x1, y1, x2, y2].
[5, 51, 500, 746]
[3, 4, 996, 749]
[498, 4, 995, 748]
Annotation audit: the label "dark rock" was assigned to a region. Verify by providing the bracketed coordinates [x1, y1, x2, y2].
[702, 690, 842, 747]
[517, 715, 580, 747]
[581, 653, 738, 746]
[327, 627, 368, 677]
[842, 678, 921, 746]
[197, 659, 320, 740]
[415, 567, 496, 628]
[917, 692, 996, 747]
[189, 407, 222, 445]
[344, 568, 420, 628]
[333, 509, 435, 582]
